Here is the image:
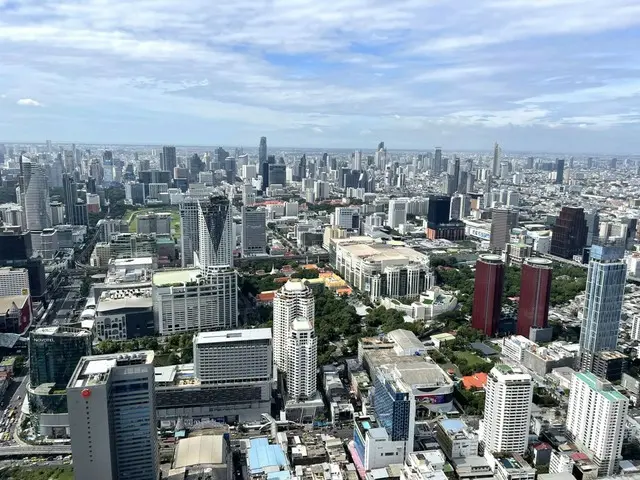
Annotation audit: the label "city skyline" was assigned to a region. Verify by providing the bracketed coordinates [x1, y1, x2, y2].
[1, 1, 640, 152]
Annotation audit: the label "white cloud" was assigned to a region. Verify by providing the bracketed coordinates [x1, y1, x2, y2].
[16, 98, 43, 107]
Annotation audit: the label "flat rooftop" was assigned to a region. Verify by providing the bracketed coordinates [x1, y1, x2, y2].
[69, 351, 154, 389]
[173, 435, 226, 469]
[576, 371, 627, 402]
[152, 268, 202, 287]
[96, 288, 152, 312]
[32, 326, 91, 338]
[195, 328, 271, 345]
[388, 329, 424, 352]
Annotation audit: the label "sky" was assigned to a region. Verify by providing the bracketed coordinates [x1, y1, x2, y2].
[1, 0, 640, 153]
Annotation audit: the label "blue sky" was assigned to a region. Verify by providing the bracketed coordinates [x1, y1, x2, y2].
[1, 0, 640, 153]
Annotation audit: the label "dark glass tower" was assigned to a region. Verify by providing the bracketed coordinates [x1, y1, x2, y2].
[550, 206, 588, 259]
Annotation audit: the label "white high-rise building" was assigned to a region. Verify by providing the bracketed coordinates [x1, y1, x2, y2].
[579, 243, 627, 371]
[286, 317, 317, 401]
[180, 197, 200, 267]
[0, 267, 30, 296]
[332, 207, 360, 230]
[20, 159, 51, 231]
[196, 196, 233, 270]
[566, 372, 628, 476]
[272, 280, 315, 373]
[632, 316, 640, 342]
[388, 199, 407, 228]
[481, 365, 533, 456]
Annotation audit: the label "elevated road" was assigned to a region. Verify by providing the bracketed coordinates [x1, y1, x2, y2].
[0, 445, 71, 458]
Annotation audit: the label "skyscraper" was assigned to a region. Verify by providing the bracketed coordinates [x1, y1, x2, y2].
[550, 206, 588, 259]
[433, 147, 443, 176]
[566, 372, 628, 476]
[273, 280, 315, 373]
[427, 195, 451, 225]
[490, 208, 518, 251]
[179, 197, 200, 267]
[62, 174, 80, 225]
[517, 258, 552, 339]
[161, 146, 177, 177]
[197, 196, 233, 270]
[472, 254, 505, 337]
[579, 242, 627, 372]
[388, 199, 407, 228]
[482, 365, 533, 456]
[20, 159, 51, 231]
[492, 142, 501, 177]
[241, 207, 267, 257]
[555, 158, 565, 184]
[286, 317, 317, 401]
[259, 136, 267, 166]
[67, 351, 159, 480]
[268, 164, 286, 186]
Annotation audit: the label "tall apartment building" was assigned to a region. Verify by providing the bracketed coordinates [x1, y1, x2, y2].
[472, 254, 505, 337]
[197, 196, 233, 270]
[273, 280, 315, 373]
[161, 145, 177, 177]
[286, 318, 317, 401]
[490, 208, 518, 251]
[152, 268, 238, 335]
[566, 372, 628, 476]
[388, 199, 407, 228]
[0, 267, 30, 296]
[482, 365, 533, 456]
[241, 207, 267, 257]
[67, 351, 159, 480]
[137, 212, 171, 235]
[333, 207, 360, 230]
[517, 258, 552, 340]
[20, 159, 51, 231]
[579, 243, 627, 372]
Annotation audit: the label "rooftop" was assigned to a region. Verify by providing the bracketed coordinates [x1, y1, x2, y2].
[96, 288, 152, 312]
[248, 438, 288, 475]
[0, 295, 29, 312]
[152, 268, 202, 287]
[195, 328, 271, 345]
[32, 326, 91, 338]
[283, 279, 307, 292]
[69, 351, 154, 389]
[575, 371, 627, 402]
[388, 329, 424, 353]
[173, 435, 227, 469]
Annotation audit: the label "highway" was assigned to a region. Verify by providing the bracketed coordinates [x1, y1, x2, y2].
[0, 445, 71, 458]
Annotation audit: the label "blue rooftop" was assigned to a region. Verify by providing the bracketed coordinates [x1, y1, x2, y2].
[440, 419, 465, 433]
[267, 471, 291, 480]
[248, 437, 288, 474]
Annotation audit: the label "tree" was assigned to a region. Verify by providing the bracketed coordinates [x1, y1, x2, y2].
[80, 274, 92, 297]
[167, 353, 180, 365]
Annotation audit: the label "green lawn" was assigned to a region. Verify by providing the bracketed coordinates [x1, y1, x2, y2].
[0, 466, 73, 479]
[453, 351, 488, 369]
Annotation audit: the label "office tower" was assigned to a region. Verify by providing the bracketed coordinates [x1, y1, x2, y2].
[189, 153, 203, 182]
[448, 156, 460, 189]
[194, 329, 273, 385]
[287, 317, 317, 401]
[261, 160, 269, 192]
[241, 206, 267, 257]
[472, 254, 505, 337]
[490, 208, 518, 251]
[125, 181, 145, 205]
[610, 157, 617, 170]
[259, 136, 267, 166]
[579, 242, 627, 372]
[20, 159, 51, 231]
[388, 199, 407, 228]
[482, 365, 533, 456]
[333, 207, 360, 230]
[314, 180, 329, 200]
[161, 146, 177, 177]
[526, 157, 534, 169]
[434, 147, 443, 176]
[550, 206, 588, 259]
[268, 164, 286, 186]
[273, 280, 315, 373]
[427, 195, 451, 225]
[297, 154, 307, 180]
[197, 196, 233, 269]
[67, 352, 159, 480]
[458, 170, 468, 194]
[224, 157, 237, 183]
[352, 151, 362, 171]
[517, 258, 552, 338]
[62, 174, 79, 225]
[555, 159, 565, 184]
[585, 211, 599, 247]
[586, 157, 593, 169]
[566, 372, 628, 476]
[492, 142, 501, 177]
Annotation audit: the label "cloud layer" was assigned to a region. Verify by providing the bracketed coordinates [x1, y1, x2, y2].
[1, 0, 640, 152]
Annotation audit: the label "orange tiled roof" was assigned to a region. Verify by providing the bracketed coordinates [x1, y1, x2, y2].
[461, 372, 488, 390]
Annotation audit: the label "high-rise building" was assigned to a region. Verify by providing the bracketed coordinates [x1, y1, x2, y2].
[241, 207, 267, 257]
[433, 147, 443, 176]
[517, 258, 552, 339]
[0, 267, 30, 297]
[268, 164, 286, 186]
[482, 365, 533, 456]
[332, 207, 360, 230]
[197, 196, 233, 270]
[492, 142, 501, 177]
[161, 146, 177, 177]
[490, 208, 518, 251]
[427, 195, 450, 226]
[259, 136, 267, 166]
[550, 206, 588, 259]
[273, 280, 315, 373]
[286, 317, 317, 401]
[67, 351, 159, 480]
[566, 372, 628, 476]
[472, 254, 505, 337]
[179, 197, 200, 267]
[555, 158, 565, 184]
[388, 199, 407, 228]
[20, 159, 51, 231]
[62, 174, 79, 225]
[579, 242, 627, 372]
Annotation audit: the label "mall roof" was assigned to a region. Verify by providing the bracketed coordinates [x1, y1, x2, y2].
[195, 329, 271, 345]
[173, 435, 226, 469]
[248, 438, 287, 475]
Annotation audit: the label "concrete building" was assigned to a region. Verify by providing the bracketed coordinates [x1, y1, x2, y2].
[566, 372, 628, 476]
[94, 288, 154, 341]
[333, 207, 360, 230]
[490, 208, 518, 251]
[241, 207, 267, 257]
[0, 267, 30, 296]
[67, 351, 159, 480]
[197, 196, 234, 270]
[287, 317, 317, 402]
[179, 197, 200, 267]
[137, 212, 172, 235]
[494, 455, 536, 480]
[152, 268, 238, 335]
[482, 365, 533, 456]
[472, 254, 505, 337]
[20, 160, 51, 231]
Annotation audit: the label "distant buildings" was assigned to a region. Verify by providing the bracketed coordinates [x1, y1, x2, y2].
[481, 365, 533, 456]
[566, 372, 628, 476]
[67, 351, 159, 480]
[20, 159, 51, 231]
[161, 146, 177, 178]
[471, 254, 505, 337]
